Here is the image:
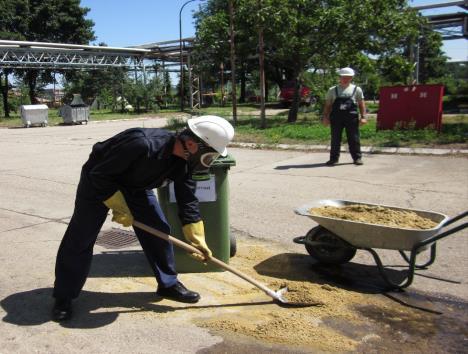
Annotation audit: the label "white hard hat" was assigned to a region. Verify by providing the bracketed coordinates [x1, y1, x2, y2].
[187, 115, 235, 156]
[338, 67, 355, 76]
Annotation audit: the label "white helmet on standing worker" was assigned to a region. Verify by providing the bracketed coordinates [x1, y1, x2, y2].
[187, 115, 235, 157]
[338, 67, 355, 77]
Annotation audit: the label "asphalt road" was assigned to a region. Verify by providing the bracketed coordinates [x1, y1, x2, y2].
[0, 117, 466, 353]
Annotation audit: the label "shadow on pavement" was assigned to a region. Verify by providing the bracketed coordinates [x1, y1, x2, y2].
[253, 252, 407, 294]
[1, 288, 276, 329]
[274, 163, 327, 169]
[253, 252, 461, 293]
[88, 250, 153, 278]
[253, 252, 466, 314]
[274, 162, 354, 170]
[0, 288, 173, 328]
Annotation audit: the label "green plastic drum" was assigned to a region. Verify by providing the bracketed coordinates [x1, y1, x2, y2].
[157, 155, 236, 273]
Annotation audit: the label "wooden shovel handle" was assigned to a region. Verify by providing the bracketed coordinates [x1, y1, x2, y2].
[132, 220, 277, 297]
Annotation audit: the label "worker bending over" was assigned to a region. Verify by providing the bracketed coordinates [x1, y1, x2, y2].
[52, 115, 234, 322]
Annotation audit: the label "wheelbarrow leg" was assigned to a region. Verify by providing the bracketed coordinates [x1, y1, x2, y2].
[365, 248, 418, 289]
[398, 243, 437, 269]
[366, 218, 468, 289]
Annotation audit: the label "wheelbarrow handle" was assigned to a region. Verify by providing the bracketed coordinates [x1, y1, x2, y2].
[441, 210, 468, 228]
[414, 220, 468, 251]
[132, 220, 280, 299]
[416, 210, 468, 249]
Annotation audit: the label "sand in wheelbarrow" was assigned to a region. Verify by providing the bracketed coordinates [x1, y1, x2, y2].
[309, 204, 438, 229]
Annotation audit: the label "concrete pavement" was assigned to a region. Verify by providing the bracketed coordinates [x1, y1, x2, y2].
[0, 117, 467, 353]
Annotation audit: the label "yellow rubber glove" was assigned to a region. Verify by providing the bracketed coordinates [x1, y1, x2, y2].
[103, 191, 134, 227]
[182, 220, 212, 262]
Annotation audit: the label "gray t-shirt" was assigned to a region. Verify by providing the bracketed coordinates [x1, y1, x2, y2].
[325, 84, 364, 103]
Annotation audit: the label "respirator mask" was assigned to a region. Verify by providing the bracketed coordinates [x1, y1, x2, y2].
[181, 135, 219, 181]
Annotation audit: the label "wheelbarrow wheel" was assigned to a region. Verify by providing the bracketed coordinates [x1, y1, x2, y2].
[304, 226, 356, 264]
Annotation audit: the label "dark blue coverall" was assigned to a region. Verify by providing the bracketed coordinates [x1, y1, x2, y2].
[53, 128, 200, 300]
[329, 86, 362, 162]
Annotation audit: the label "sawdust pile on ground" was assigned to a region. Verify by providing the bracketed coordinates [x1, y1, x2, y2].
[194, 238, 382, 352]
[309, 204, 438, 229]
[280, 285, 324, 305]
[199, 310, 358, 351]
[197, 276, 364, 351]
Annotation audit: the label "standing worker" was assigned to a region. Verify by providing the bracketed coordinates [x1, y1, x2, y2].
[52, 115, 235, 322]
[322, 67, 367, 165]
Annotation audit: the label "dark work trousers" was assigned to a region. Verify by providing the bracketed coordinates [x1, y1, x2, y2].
[53, 173, 177, 300]
[329, 115, 362, 161]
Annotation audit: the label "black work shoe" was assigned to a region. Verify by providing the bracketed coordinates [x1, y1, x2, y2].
[354, 158, 364, 165]
[156, 281, 200, 303]
[326, 159, 338, 166]
[52, 298, 72, 322]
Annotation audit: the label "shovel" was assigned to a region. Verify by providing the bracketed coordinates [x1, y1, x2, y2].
[133, 220, 316, 307]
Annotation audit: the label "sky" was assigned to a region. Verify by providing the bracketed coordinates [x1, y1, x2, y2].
[80, 0, 467, 62]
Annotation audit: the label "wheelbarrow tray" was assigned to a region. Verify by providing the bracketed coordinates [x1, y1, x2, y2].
[295, 200, 449, 251]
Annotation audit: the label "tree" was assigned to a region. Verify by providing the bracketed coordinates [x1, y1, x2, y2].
[12, 0, 95, 103]
[414, 26, 447, 84]
[163, 70, 172, 100]
[194, 0, 428, 123]
[194, 0, 259, 106]
[443, 62, 468, 95]
[0, 0, 29, 117]
[261, 0, 424, 122]
[62, 55, 129, 113]
[176, 67, 190, 107]
[193, 1, 231, 99]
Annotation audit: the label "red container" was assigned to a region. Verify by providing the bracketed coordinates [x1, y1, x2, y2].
[377, 84, 444, 131]
[279, 81, 312, 106]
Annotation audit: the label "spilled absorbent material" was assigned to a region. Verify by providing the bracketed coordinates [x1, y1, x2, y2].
[276, 282, 324, 306]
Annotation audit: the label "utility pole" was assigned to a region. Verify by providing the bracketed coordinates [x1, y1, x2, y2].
[220, 62, 225, 106]
[179, 0, 197, 112]
[229, 0, 238, 125]
[258, 0, 266, 129]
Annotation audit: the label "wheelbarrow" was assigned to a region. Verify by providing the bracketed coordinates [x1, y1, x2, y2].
[293, 199, 468, 289]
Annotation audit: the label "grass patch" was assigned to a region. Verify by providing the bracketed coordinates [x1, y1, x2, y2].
[229, 114, 468, 148]
[0, 104, 259, 128]
[1, 105, 466, 149]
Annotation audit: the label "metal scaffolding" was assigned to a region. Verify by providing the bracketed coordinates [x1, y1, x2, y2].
[413, 0, 468, 40]
[0, 40, 149, 70]
[0, 38, 201, 110]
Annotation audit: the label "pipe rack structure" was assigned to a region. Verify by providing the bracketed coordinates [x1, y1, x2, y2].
[0, 37, 200, 110]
